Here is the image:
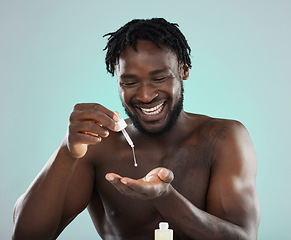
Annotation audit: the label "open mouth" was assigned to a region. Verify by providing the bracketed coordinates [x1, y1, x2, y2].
[140, 102, 165, 116]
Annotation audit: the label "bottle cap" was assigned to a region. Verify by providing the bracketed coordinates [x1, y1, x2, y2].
[159, 222, 169, 230]
[116, 118, 127, 132]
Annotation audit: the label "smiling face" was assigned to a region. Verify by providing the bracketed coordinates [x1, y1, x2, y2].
[116, 40, 189, 136]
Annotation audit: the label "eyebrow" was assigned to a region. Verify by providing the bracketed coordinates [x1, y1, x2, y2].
[149, 68, 169, 75]
[120, 74, 136, 79]
[120, 68, 169, 79]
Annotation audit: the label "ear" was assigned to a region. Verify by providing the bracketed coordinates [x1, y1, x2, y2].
[180, 63, 190, 80]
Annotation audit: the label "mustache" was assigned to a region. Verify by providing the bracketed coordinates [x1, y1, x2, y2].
[136, 94, 160, 105]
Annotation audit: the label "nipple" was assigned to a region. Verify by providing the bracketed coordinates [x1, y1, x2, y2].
[116, 118, 138, 167]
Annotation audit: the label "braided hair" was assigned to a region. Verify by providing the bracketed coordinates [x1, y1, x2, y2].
[103, 18, 191, 76]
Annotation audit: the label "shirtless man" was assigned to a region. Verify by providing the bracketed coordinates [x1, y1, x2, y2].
[12, 18, 260, 240]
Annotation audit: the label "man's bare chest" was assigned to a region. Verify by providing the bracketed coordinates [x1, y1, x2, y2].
[95, 142, 212, 209]
[87, 139, 213, 238]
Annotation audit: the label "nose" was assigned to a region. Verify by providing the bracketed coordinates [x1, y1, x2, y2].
[136, 82, 158, 103]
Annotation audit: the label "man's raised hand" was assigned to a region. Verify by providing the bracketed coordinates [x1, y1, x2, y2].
[65, 103, 119, 159]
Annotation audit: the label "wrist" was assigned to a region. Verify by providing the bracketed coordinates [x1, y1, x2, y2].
[151, 184, 175, 204]
[60, 138, 80, 161]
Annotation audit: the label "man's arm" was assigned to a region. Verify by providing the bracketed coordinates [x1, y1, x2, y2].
[12, 103, 119, 240]
[106, 120, 260, 239]
[12, 143, 95, 240]
[205, 120, 261, 239]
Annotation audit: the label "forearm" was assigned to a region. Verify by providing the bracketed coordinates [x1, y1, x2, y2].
[151, 185, 250, 240]
[13, 142, 78, 240]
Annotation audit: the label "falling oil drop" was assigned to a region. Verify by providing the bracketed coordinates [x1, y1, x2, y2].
[131, 146, 138, 167]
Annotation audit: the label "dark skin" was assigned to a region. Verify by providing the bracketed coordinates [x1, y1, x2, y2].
[13, 40, 260, 240]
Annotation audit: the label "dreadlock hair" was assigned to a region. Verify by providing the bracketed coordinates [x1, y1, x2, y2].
[103, 18, 191, 76]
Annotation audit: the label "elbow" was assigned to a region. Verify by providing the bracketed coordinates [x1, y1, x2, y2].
[12, 225, 33, 240]
[12, 223, 40, 240]
[12, 227, 29, 240]
[12, 226, 56, 240]
[12, 216, 59, 240]
[238, 226, 258, 240]
[12, 215, 58, 240]
[12, 197, 59, 240]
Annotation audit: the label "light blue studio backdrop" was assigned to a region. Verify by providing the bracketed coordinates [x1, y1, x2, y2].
[1, 0, 290, 239]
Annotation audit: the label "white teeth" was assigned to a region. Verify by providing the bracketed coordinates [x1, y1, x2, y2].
[140, 102, 164, 116]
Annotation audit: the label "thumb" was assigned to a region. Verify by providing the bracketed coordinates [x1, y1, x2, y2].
[158, 168, 174, 183]
[114, 111, 120, 119]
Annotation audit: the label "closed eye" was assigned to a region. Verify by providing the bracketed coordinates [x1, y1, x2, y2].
[154, 76, 167, 81]
[120, 81, 137, 87]
[153, 75, 171, 82]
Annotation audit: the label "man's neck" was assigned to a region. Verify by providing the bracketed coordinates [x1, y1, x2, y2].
[131, 110, 192, 146]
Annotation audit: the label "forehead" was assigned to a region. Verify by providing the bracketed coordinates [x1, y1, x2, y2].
[116, 40, 178, 74]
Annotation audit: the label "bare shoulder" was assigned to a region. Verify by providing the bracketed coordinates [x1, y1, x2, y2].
[186, 114, 251, 154]
[192, 114, 258, 172]
[195, 114, 248, 137]
[202, 118, 256, 165]
[192, 115, 254, 162]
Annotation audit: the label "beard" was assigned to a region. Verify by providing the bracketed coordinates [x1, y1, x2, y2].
[122, 86, 184, 137]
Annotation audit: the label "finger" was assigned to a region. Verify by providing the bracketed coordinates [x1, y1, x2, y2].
[70, 111, 118, 132]
[70, 121, 110, 138]
[119, 179, 149, 198]
[105, 173, 122, 183]
[118, 177, 140, 187]
[114, 111, 120, 118]
[74, 103, 119, 121]
[71, 103, 119, 130]
[124, 179, 168, 200]
[158, 168, 174, 183]
[74, 103, 118, 120]
[105, 174, 140, 197]
[144, 167, 166, 182]
[69, 132, 102, 145]
[83, 132, 99, 137]
[105, 174, 138, 189]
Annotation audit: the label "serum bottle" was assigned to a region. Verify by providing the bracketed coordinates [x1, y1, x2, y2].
[155, 222, 173, 240]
